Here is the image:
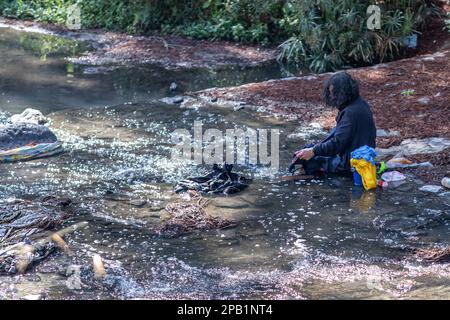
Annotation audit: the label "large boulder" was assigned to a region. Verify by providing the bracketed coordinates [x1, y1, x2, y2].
[0, 122, 57, 151]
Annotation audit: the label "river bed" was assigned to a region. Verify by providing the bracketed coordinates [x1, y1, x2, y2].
[0, 26, 449, 300]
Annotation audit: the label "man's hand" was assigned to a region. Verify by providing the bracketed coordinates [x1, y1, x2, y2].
[294, 147, 315, 161]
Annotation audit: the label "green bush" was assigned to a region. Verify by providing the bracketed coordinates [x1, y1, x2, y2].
[277, 0, 442, 72]
[0, 0, 444, 72]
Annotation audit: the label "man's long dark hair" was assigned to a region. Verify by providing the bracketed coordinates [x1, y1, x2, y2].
[323, 72, 360, 111]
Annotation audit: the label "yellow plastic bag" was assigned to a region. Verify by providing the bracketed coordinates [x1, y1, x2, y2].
[350, 158, 377, 190]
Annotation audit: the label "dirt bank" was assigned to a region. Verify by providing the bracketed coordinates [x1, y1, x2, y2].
[0, 17, 276, 70]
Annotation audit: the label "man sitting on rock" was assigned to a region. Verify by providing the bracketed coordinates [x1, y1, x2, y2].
[291, 72, 376, 176]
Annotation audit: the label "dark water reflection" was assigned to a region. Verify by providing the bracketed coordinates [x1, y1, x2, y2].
[0, 27, 296, 114]
[0, 27, 449, 300]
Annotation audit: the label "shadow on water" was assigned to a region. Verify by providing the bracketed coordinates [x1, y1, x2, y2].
[0, 27, 449, 300]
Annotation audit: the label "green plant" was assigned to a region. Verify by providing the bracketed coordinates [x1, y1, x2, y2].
[277, 0, 443, 72]
[401, 89, 416, 96]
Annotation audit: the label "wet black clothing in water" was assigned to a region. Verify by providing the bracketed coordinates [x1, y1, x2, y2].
[312, 97, 376, 171]
[175, 164, 250, 195]
[289, 143, 342, 177]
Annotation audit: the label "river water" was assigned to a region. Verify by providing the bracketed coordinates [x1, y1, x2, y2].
[0, 26, 449, 300]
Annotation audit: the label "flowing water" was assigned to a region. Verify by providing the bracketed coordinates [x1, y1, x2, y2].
[0, 26, 449, 300]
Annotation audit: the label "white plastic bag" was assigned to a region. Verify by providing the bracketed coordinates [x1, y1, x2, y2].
[381, 171, 406, 182]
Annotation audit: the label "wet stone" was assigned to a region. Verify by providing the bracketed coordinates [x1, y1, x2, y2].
[395, 183, 415, 193]
[104, 192, 133, 202]
[160, 96, 184, 104]
[417, 97, 431, 105]
[211, 198, 250, 209]
[0, 197, 72, 246]
[129, 199, 147, 208]
[420, 185, 443, 193]
[377, 129, 400, 137]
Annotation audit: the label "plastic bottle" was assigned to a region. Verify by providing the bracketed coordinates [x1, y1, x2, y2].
[378, 180, 388, 188]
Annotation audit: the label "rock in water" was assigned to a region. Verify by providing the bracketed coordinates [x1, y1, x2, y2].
[92, 254, 106, 280]
[442, 177, 450, 190]
[10, 108, 48, 125]
[160, 96, 184, 104]
[419, 185, 443, 193]
[0, 123, 57, 151]
[170, 82, 178, 92]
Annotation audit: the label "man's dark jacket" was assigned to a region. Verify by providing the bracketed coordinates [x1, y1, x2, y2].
[313, 97, 376, 171]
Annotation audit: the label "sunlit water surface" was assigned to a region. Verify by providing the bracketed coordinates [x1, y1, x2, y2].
[0, 27, 449, 300]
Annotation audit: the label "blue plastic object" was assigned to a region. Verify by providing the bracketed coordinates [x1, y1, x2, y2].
[351, 145, 377, 164]
[352, 169, 363, 186]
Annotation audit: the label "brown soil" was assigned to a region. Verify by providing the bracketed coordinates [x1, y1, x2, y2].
[407, 150, 450, 184]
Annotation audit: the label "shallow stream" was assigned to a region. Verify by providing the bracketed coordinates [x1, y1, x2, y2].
[0, 26, 449, 300]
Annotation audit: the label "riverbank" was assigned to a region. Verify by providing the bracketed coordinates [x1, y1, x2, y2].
[0, 17, 276, 70]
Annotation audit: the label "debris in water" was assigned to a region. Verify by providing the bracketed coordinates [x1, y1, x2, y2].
[386, 157, 413, 166]
[0, 197, 72, 245]
[385, 158, 433, 169]
[0, 221, 88, 275]
[93, 254, 106, 280]
[381, 171, 406, 182]
[414, 247, 450, 263]
[157, 191, 237, 238]
[51, 233, 72, 255]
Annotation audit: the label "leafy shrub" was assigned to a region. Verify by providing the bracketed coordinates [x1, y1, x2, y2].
[0, 0, 444, 72]
[277, 0, 443, 72]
